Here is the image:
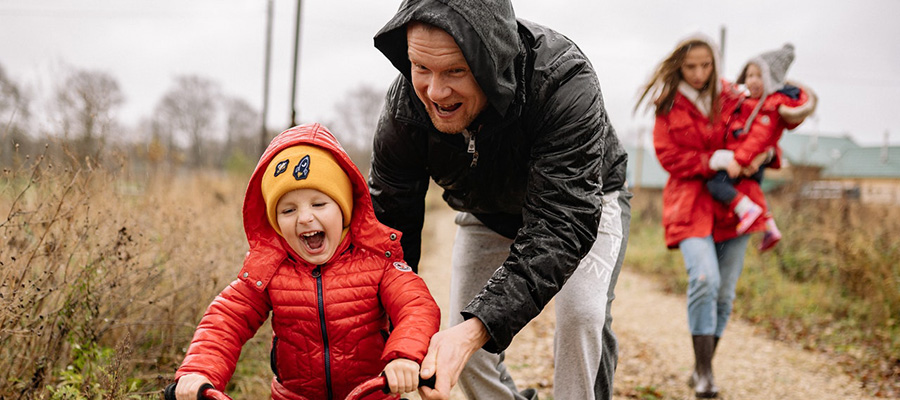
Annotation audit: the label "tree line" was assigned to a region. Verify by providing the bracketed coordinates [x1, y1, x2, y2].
[0, 62, 383, 175]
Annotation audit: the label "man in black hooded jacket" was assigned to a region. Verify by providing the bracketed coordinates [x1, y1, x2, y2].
[369, 1, 630, 399]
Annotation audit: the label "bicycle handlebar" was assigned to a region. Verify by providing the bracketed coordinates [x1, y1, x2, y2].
[164, 374, 435, 400]
[163, 383, 233, 400]
[347, 374, 436, 398]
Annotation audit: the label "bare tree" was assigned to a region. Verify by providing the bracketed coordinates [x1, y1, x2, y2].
[0, 63, 28, 128]
[154, 75, 220, 166]
[224, 96, 260, 161]
[55, 68, 124, 160]
[0, 63, 30, 166]
[131, 114, 174, 174]
[329, 84, 386, 172]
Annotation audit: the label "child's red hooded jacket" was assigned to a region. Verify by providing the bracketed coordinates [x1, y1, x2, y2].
[175, 123, 441, 400]
[726, 86, 811, 169]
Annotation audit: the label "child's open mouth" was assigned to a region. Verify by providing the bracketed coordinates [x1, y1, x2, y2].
[302, 231, 325, 250]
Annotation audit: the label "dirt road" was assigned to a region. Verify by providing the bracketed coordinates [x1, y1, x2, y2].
[414, 203, 875, 400]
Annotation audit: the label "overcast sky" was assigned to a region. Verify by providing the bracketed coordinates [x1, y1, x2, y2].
[2, 0, 899, 147]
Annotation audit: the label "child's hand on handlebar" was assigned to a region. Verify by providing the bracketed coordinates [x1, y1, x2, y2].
[383, 358, 420, 394]
[175, 373, 213, 400]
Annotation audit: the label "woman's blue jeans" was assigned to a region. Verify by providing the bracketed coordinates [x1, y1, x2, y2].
[678, 235, 751, 337]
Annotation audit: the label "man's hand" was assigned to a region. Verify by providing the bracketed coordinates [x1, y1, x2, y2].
[418, 318, 490, 400]
[174, 373, 212, 400]
[383, 358, 420, 394]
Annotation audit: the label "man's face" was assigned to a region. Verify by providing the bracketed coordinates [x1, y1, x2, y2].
[407, 23, 488, 134]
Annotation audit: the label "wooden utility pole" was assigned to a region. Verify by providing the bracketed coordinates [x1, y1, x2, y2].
[289, 0, 303, 128]
[720, 25, 727, 73]
[260, 0, 274, 154]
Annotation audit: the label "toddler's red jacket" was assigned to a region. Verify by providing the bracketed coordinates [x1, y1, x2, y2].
[726, 85, 811, 169]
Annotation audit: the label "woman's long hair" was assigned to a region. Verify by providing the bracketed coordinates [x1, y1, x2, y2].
[635, 38, 721, 120]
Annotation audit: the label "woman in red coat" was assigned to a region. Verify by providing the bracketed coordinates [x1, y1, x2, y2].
[172, 123, 441, 400]
[635, 34, 767, 398]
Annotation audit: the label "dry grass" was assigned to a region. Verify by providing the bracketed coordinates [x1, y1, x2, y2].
[1, 146, 249, 399]
[0, 144, 439, 399]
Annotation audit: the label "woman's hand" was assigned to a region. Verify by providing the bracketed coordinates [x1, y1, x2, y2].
[725, 159, 741, 179]
[383, 358, 420, 394]
[175, 374, 212, 400]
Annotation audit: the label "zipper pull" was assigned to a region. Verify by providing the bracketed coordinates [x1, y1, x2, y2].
[463, 128, 479, 168]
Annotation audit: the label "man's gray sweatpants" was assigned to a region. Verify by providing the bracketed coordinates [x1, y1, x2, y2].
[449, 190, 631, 400]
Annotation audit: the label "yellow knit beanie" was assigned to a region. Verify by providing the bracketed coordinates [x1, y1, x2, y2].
[261, 145, 353, 236]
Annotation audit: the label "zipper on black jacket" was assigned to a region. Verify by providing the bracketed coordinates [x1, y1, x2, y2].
[312, 265, 333, 400]
[462, 127, 479, 167]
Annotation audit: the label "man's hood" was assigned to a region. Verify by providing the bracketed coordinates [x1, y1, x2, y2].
[373, 0, 521, 118]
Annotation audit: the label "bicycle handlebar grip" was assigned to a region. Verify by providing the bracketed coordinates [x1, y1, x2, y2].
[197, 383, 215, 400]
[376, 374, 436, 394]
[162, 382, 221, 400]
[418, 375, 436, 390]
[164, 383, 177, 400]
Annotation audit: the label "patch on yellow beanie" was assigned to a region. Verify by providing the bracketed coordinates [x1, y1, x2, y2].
[261, 145, 353, 236]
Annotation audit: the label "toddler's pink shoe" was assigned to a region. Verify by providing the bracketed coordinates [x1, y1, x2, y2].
[759, 225, 782, 252]
[736, 203, 763, 235]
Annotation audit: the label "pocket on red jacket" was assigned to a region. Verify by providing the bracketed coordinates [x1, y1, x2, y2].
[662, 184, 694, 226]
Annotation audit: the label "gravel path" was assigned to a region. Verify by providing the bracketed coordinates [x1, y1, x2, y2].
[607, 270, 874, 400]
[414, 203, 875, 400]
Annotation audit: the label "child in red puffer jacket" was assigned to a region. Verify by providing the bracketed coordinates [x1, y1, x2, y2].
[706, 43, 817, 251]
[172, 123, 440, 400]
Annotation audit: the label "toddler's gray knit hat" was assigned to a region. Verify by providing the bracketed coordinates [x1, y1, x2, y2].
[738, 43, 795, 95]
